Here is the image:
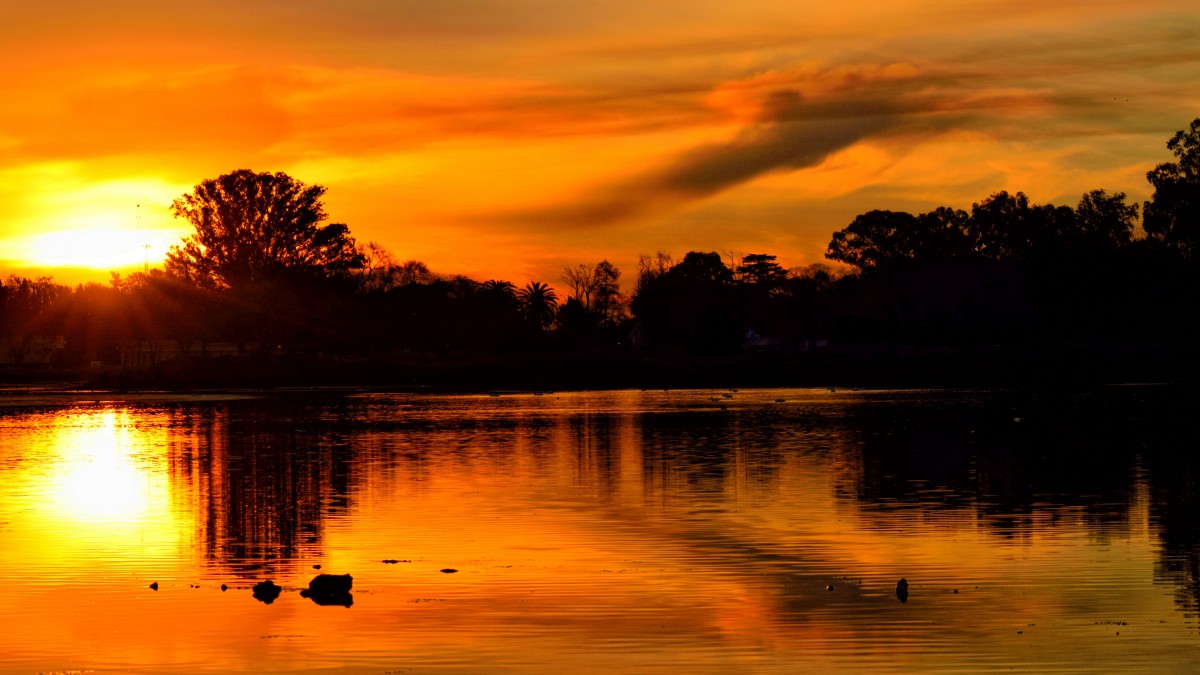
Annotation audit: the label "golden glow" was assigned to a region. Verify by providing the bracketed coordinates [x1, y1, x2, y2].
[0, 392, 1192, 672]
[0, 2, 1194, 284]
[0, 408, 185, 571]
[45, 410, 167, 522]
[0, 167, 188, 276]
[16, 227, 173, 269]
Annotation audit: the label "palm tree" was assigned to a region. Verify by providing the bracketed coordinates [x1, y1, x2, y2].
[480, 279, 518, 300]
[517, 281, 558, 330]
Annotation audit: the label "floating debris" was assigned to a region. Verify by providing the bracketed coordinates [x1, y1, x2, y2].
[382, 559, 411, 564]
[826, 584, 834, 592]
[221, 584, 229, 592]
[149, 582, 158, 591]
[313, 564, 322, 570]
[440, 568, 458, 574]
[896, 578, 909, 603]
[252, 580, 282, 605]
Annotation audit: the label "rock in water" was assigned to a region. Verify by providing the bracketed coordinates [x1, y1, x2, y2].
[896, 578, 909, 604]
[307, 573, 352, 594]
[252, 580, 282, 605]
[300, 573, 353, 607]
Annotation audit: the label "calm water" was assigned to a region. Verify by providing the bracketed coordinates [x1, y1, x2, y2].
[1, 386, 1198, 673]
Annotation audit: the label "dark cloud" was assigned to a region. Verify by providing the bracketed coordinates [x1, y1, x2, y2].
[508, 90, 902, 228]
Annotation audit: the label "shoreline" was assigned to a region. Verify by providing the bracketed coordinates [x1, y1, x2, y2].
[2, 342, 1195, 405]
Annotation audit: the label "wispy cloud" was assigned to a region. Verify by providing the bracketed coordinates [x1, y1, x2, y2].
[505, 91, 901, 228]
[2, 0, 1198, 285]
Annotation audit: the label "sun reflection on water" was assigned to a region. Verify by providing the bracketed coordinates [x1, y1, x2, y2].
[0, 407, 186, 569]
[46, 410, 164, 522]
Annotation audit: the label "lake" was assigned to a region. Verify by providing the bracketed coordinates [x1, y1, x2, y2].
[1, 386, 1198, 673]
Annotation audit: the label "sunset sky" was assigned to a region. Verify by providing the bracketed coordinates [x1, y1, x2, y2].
[2, 1, 1198, 287]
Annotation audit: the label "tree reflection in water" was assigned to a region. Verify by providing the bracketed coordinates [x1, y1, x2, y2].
[167, 398, 358, 578]
[841, 387, 1200, 620]
[156, 386, 1200, 626]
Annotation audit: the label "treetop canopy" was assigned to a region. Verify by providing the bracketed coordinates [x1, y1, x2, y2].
[166, 169, 364, 289]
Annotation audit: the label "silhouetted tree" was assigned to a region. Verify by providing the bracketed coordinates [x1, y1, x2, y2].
[826, 208, 973, 270]
[0, 276, 66, 364]
[561, 263, 601, 311]
[632, 251, 742, 353]
[592, 260, 625, 327]
[1075, 189, 1138, 251]
[964, 191, 1080, 264]
[737, 253, 788, 289]
[827, 210, 921, 268]
[517, 281, 558, 330]
[916, 206, 973, 259]
[354, 242, 432, 292]
[554, 297, 594, 348]
[480, 279, 518, 301]
[635, 251, 674, 296]
[561, 260, 626, 328]
[463, 280, 524, 353]
[166, 169, 364, 289]
[966, 191, 1037, 260]
[1144, 118, 1200, 257]
[668, 251, 734, 285]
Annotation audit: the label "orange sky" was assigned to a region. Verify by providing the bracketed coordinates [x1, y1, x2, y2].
[1, 1, 1197, 287]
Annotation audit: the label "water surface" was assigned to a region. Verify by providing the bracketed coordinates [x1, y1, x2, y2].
[1, 387, 1197, 673]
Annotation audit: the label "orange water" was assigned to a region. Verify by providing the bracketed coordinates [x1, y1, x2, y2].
[0, 387, 1196, 673]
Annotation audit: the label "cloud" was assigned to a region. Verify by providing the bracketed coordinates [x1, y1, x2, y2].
[502, 89, 904, 229]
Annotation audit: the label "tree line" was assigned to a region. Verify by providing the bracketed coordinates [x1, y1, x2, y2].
[2, 120, 1200, 382]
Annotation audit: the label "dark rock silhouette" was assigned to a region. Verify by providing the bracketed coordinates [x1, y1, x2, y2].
[299, 573, 353, 607]
[149, 582, 158, 591]
[253, 580, 282, 604]
[307, 573, 352, 593]
[896, 578, 909, 603]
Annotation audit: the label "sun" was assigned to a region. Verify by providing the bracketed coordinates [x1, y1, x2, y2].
[0, 173, 191, 276]
[21, 223, 174, 270]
